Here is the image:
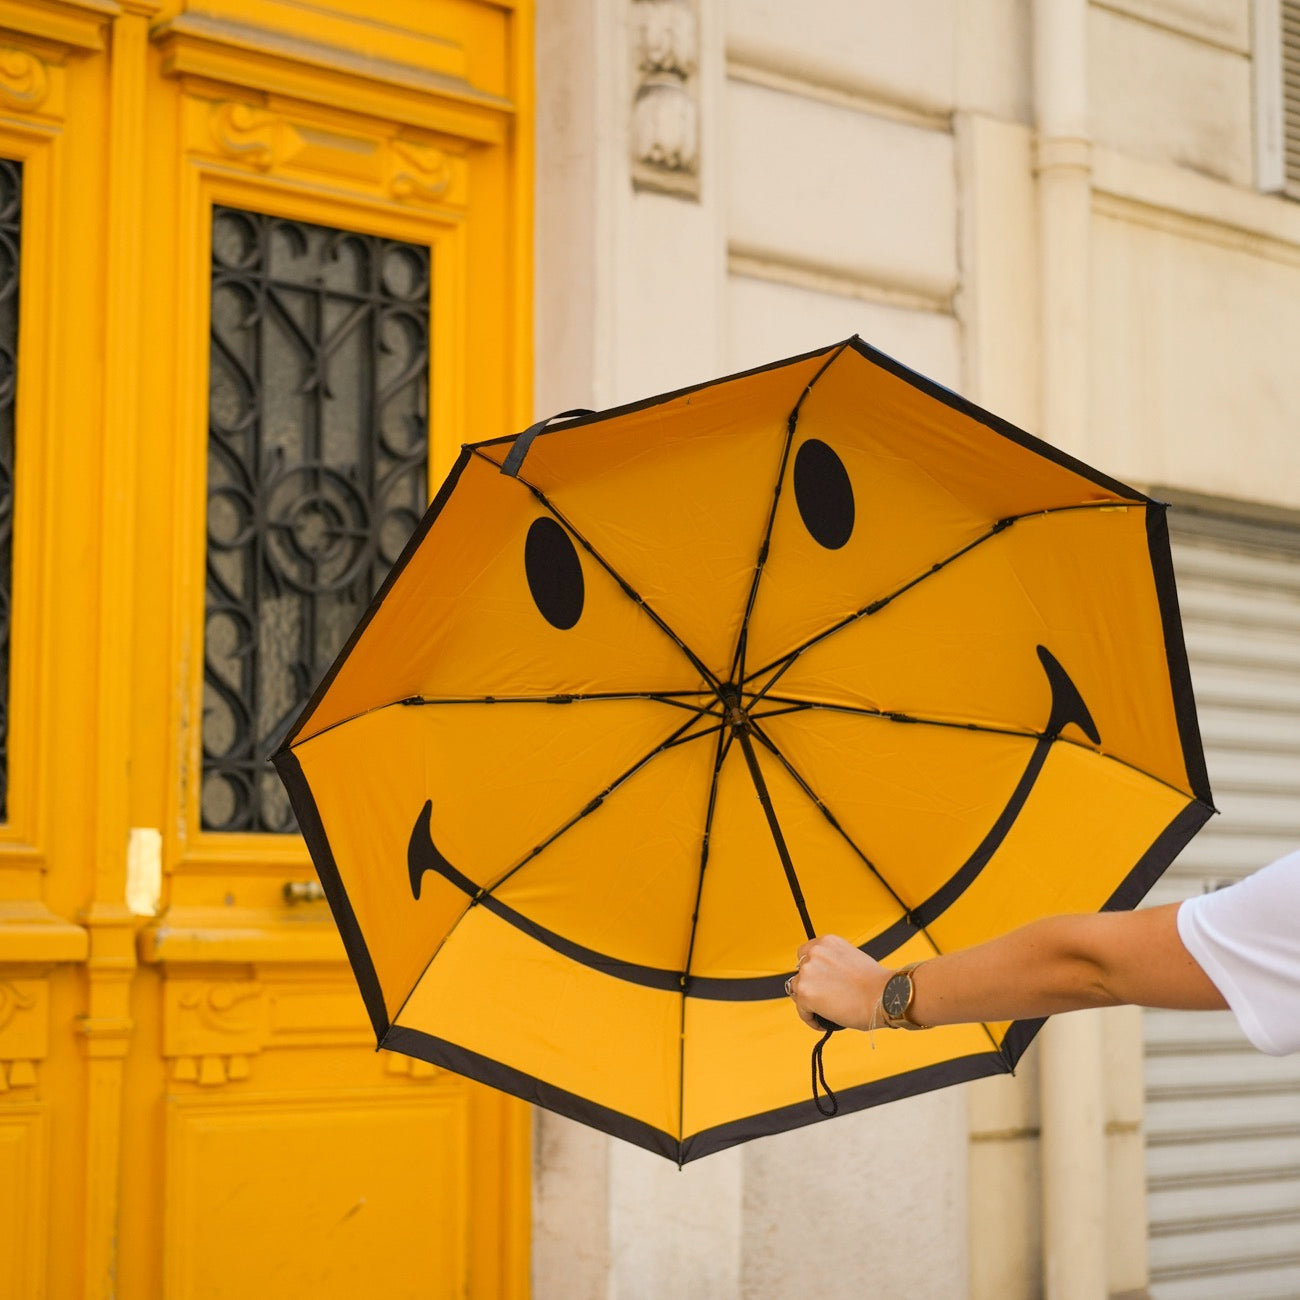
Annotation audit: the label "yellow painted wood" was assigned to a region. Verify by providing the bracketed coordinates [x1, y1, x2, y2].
[0, 0, 534, 1294]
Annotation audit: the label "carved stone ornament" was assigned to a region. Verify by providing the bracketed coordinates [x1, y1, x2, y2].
[638, 0, 696, 76]
[631, 0, 700, 199]
[0, 48, 49, 113]
[210, 102, 280, 170]
[390, 139, 453, 203]
[0, 981, 35, 1033]
[0, 980, 45, 1089]
[165, 981, 268, 1086]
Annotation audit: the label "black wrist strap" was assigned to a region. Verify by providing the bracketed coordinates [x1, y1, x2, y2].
[811, 1027, 839, 1117]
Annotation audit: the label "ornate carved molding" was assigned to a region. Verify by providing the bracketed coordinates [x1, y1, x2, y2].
[166, 979, 266, 1087]
[199, 102, 470, 208]
[0, 981, 35, 1032]
[631, 0, 700, 199]
[161, 969, 392, 1087]
[390, 138, 452, 203]
[0, 978, 46, 1090]
[156, 12, 509, 144]
[209, 101, 282, 170]
[0, 0, 117, 55]
[0, 48, 49, 113]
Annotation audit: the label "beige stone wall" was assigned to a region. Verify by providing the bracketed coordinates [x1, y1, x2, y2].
[533, 0, 1300, 1296]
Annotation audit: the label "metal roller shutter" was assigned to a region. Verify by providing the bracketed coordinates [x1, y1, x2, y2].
[1144, 503, 1300, 1299]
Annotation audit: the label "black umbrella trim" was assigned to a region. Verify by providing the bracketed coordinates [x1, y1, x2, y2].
[1145, 504, 1213, 806]
[275, 747, 390, 1040]
[382, 1024, 682, 1161]
[279, 739, 1212, 1165]
[681, 795, 1214, 1164]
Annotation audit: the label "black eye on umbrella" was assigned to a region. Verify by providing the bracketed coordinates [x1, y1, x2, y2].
[793, 439, 855, 550]
[525, 516, 585, 629]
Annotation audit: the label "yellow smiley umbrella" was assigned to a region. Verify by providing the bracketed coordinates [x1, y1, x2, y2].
[273, 337, 1212, 1164]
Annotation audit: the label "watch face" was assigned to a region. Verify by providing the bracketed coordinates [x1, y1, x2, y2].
[883, 973, 909, 1019]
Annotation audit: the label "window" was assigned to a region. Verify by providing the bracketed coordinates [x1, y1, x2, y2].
[0, 159, 19, 821]
[1255, 0, 1300, 197]
[203, 207, 430, 833]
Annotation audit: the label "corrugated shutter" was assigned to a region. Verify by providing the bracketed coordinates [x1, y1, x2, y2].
[1144, 509, 1300, 1298]
[1286, 0, 1300, 192]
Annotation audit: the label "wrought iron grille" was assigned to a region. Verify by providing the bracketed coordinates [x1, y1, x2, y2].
[0, 160, 20, 823]
[204, 207, 430, 832]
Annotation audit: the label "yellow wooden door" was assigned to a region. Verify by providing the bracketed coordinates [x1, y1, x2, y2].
[0, 2, 533, 1296]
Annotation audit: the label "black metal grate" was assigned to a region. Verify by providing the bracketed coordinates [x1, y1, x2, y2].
[203, 207, 430, 832]
[0, 160, 20, 823]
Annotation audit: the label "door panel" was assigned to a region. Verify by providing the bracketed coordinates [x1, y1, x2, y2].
[0, 1, 533, 1295]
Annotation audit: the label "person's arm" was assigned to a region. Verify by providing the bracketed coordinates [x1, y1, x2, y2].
[789, 903, 1228, 1034]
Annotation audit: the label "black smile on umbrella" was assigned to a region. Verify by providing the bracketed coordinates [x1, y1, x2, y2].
[406, 641, 1100, 1002]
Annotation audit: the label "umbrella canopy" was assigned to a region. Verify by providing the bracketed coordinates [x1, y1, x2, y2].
[274, 337, 1213, 1165]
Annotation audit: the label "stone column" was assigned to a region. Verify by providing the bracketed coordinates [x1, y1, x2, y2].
[533, 2, 738, 1294]
[1032, 3, 1109, 1298]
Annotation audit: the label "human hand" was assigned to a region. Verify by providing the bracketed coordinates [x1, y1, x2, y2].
[788, 934, 889, 1032]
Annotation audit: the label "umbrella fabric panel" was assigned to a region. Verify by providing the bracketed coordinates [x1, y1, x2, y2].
[740, 343, 1142, 678]
[683, 738, 928, 979]
[488, 726, 728, 973]
[393, 905, 684, 1143]
[290, 697, 699, 1023]
[484, 349, 840, 680]
[770, 505, 1195, 798]
[924, 742, 1202, 961]
[438, 720, 906, 988]
[290, 451, 706, 747]
[679, 985, 999, 1156]
[754, 710, 1047, 931]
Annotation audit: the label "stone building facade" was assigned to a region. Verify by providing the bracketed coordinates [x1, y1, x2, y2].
[532, 3, 1300, 1297]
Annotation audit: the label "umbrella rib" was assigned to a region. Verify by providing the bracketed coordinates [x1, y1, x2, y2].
[399, 690, 720, 716]
[754, 699, 1204, 803]
[677, 725, 733, 1157]
[383, 711, 719, 1035]
[284, 691, 720, 752]
[743, 719, 922, 937]
[468, 447, 722, 691]
[754, 696, 1038, 742]
[734, 725, 818, 941]
[470, 713, 720, 902]
[745, 719, 1009, 1058]
[741, 500, 1135, 699]
[728, 343, 847, 687]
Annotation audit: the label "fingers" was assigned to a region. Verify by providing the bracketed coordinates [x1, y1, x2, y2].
[791, 934, 879, 1032]
[787, 954, 828, 1032]
[797, 933, 846, 963]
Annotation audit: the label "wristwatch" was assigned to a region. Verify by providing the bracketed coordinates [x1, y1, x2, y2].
[880, 962, 927, 1030]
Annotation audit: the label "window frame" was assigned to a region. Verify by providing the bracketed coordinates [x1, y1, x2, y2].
[0, 120, 57, 866]
[169, 167, 469, 878]
[200, 202, 435, 837]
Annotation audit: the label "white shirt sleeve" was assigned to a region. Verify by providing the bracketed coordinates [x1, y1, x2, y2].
[1176, 849, 1300, 1056]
